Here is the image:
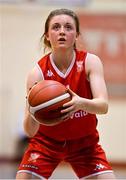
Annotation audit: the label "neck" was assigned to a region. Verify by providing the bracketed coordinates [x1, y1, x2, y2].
[52, 48, 74, 64]
[51, 49, 75, 74]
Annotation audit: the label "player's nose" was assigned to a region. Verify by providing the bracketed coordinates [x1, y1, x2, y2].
[59, 26, 65, 35]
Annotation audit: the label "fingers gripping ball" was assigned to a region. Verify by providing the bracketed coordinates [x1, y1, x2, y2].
[27, 80, 71, 126]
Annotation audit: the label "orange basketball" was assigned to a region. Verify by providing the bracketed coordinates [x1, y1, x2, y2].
[27, 80, 71, 125]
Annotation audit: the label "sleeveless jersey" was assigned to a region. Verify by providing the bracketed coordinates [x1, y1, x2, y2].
[33, 50, 97, 140]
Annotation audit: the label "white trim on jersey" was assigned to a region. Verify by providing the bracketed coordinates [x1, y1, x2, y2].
[50, 51, 76, 78]
[36, 63, 45, 80]
[81, 170, 114, 179]
[84, 52, 90, 82]
[17, 170, 45, 179]
[86, 52, 92, 63]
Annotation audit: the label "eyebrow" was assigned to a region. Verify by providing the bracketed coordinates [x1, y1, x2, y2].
[52, 22, 73, 25]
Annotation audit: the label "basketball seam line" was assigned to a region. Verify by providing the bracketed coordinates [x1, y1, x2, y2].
[29, 93, 70, 114]
[29, 83, 65, 103]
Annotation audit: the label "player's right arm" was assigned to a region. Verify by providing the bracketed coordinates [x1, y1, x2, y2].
[23, 65, 43, 137]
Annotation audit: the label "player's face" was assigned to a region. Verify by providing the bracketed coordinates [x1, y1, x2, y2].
[46, 15, 78, 50]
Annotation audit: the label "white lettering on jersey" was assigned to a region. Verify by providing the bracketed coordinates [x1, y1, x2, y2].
[70, 110, 88, 119]
[22, 164, 38, 169]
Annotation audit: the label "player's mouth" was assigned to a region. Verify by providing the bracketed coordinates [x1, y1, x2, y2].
[58, 37, 66, 42]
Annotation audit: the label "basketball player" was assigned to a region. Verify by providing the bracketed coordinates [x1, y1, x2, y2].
[16, 9, 116, 179]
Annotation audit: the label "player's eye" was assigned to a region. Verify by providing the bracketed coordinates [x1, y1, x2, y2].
[65, 24, 73, 31]
[52, 24, 60, 31]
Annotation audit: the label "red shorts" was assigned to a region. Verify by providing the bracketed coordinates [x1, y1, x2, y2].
[17, 132, 113, 179]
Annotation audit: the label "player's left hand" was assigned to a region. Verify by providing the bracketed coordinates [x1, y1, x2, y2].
[61, 88, 84, 120]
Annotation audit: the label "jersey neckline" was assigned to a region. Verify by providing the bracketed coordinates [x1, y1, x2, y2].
[49, 51, 76, 79]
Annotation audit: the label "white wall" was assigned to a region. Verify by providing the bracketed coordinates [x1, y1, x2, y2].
[97, 100, 126, 162]
[0, 2, 126, 162]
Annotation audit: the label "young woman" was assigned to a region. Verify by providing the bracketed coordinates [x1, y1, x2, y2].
[16, 9, 116, 179]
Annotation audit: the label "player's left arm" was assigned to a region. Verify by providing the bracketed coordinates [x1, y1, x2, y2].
[84, 53, 108, 114]
[61, 53, 108, 115]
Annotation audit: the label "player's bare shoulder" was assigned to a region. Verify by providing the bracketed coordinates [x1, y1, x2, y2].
[26, 65, 43, 93]
[85, 52, 104, 78]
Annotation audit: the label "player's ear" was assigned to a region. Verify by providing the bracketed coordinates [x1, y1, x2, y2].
[76, 32, 79, 39]
[45, 32, 49, 41]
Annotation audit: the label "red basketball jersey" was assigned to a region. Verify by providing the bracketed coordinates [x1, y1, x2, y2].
[34, 50, 97, 140]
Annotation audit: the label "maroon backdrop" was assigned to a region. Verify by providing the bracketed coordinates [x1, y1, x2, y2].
[77, 13, 126, 98]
